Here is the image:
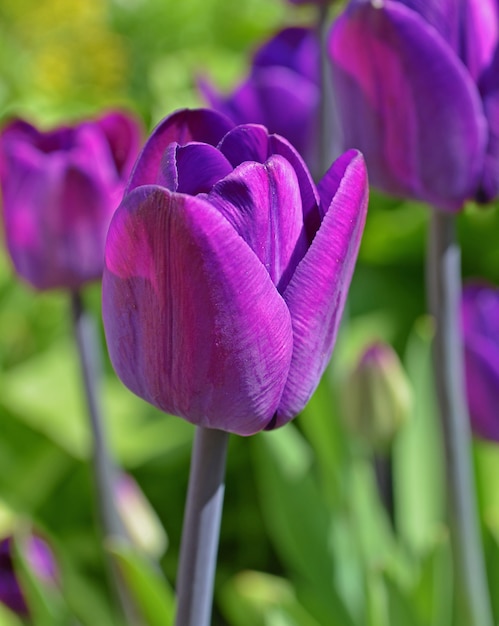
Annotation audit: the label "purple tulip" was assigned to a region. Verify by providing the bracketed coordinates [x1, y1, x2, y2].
[461, 283, 499, 442]
[102, 108, 368, 436]
[199, 28, 320, 170]
[0, 535, 58, 616]
[0, 111, 142, 290]
[328, 0, 499, 211]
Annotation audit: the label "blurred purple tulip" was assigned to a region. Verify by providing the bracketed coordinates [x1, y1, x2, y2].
[199, 28, 320, 170]
[461, 283, 499, 442]
[328, 0, 499, 210]
[0, 111, 142, 290]
[102, 108, 368, 436]
[0, 535, 57, 616]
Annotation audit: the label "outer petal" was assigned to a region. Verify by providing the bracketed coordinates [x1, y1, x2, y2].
[94, 111, 143, 180]
[127, 109, 234, 192]
[206, 155, 308, 290]
[461, 283, 499, 442]
[102, 185, 293, 435]
[275, 151, 368, 425]
[328, 0, 487, 211]
[460, 0, 499, 81]
[476, 46, 499, 202]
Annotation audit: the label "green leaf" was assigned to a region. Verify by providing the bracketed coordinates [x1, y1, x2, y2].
[393, 317, 445, 553]
[384, 574, 424, 626]
[107, 540, 175, 626]
[251, 427, 357, 626]
[410, 532, 453, 626]
[219, 570, 322, 626]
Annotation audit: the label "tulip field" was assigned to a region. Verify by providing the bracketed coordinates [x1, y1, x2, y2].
[1, 1, 499, 626]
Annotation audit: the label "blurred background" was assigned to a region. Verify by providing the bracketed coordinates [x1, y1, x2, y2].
[1, 1, 499, 625]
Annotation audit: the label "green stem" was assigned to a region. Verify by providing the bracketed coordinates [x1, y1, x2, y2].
[175, 427, 229, 626]
[427, 211, 492, 626]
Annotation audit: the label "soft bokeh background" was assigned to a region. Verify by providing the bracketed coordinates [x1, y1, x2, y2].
[1, 1, 499, 625]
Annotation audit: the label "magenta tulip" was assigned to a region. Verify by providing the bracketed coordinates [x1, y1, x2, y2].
[102, 109, 368, 435]
[328, 0, 499, 211]
[0, 111, 142, 290]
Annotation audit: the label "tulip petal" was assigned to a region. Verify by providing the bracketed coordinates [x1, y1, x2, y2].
[329, 0, 487, 210]
[95, 111, 142, 179]
[253, 27, 319, 82]
[127, 109, 234, 192]
[157, 142, 233, 194]
[206, 155, 308, 290]
[477, 47, 499, 202]
[103, 185, 293, 435]
[276, 151, 368, 425]
[463, 333, 499, 442]
[218, 125, 321, 240]
[460, 0, 499, 81]
[393, 0, 460, 50]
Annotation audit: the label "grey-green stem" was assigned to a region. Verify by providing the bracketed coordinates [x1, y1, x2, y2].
[175, 426, 229, 626]
[70, 290, 139, 624]
[427, 211, 492, 626]
[315, 3, 332, 181]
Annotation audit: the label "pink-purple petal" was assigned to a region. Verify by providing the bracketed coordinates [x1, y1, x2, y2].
[127, 109, 234, 192]
[276, 151, 368, 425]
[103, 185, 293, 435]
[328, 0, 487, 211]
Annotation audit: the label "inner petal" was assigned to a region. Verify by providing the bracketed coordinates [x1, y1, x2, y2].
[206, 154, 308, 291]
[157, 142, 233, 195]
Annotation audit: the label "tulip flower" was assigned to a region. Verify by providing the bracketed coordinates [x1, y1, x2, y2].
[0, 111, 142, 290]
[102, 108, 368, 436]
[328, 0, 499, 211]
[199, 28, 320, 170]
[0, 535, 57, 616]
[461, 283, 499, 443]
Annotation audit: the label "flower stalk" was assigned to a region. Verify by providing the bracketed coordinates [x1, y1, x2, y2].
[175, 427, 229, 626]
[315, 2, 331, 180]
[427, 211, 493, 626]
[70, 290, 138, 624]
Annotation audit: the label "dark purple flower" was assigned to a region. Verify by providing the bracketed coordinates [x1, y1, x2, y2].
[0, 111, 142, 290]
[0, 535, 58, 616]
[102, 109, 368, 436]
[328, 0, 499, 210]
[199, 28, 320, 170]
[461, 282, 499, 442]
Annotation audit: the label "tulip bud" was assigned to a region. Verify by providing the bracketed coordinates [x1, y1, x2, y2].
[0, 534, 58, 616]
[343, 342, 412, 451]
[114, 474, 168, 559]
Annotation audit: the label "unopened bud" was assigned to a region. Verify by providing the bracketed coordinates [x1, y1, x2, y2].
[115, 474, 168, 559]
[343, 342, 412, 451]
[0, 533, 58, 616]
